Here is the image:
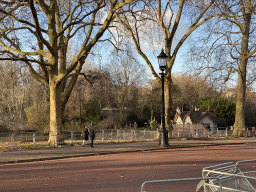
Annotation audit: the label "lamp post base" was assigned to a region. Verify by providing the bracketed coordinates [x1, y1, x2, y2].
[159, 129, 169, 147]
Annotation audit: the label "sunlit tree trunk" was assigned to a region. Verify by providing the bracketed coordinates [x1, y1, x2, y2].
[164, 76, 173, 132]
[49, 80, 61, 146]
[233, 27, 249, 136]
[164, 55, 173, 132]
[233, 72, 246, 136]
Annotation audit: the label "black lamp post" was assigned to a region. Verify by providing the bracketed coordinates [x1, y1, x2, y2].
[157, 49, 169, 147]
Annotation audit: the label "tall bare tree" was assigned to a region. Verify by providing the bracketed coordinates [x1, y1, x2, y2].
[113, 0, 218, 131]
[187, 0, 256, 136]
[0, 0, 135, 145]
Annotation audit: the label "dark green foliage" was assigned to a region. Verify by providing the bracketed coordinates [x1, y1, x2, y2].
[126, 112, 138, 122]
[197, 97, 236, 126]
[142, 105, 151, 120]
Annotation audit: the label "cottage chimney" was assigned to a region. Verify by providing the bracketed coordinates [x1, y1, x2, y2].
[176, 107, 181, 114]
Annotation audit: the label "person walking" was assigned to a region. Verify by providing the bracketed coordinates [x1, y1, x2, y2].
[89, 123, 96, 147]
[82, 125, 89, 147]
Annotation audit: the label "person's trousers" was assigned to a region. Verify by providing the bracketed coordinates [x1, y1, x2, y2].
[90, 136, 95, 147]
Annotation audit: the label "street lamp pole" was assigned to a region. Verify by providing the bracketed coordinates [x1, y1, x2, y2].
[157, 49, 169, 147]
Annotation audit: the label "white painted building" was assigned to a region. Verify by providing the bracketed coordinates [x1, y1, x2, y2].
[174, 107, 218, 132]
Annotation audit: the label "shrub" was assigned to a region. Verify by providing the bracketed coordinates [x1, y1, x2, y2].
[149, 119, 159, 129]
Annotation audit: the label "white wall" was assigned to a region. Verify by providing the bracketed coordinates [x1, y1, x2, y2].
[184, 117, 192, 124]
[199, 116, 217, 132]
[175, 117, 183, 124]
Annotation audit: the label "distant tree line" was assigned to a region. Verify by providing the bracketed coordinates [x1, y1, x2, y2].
[1, 60, 256, 133]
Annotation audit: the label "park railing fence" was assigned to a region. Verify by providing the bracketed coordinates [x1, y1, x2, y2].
[0, 129, 159, 149]
[0, 127, 254, 149]
[172, 125, 255, 138]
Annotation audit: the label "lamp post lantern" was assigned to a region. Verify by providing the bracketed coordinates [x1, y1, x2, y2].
[157, 49, 169, 146]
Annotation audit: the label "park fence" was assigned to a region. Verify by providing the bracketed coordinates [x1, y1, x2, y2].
[0, 129, 158, 149]
[0, 127, 254, 149]
[172, 125, 255, 138]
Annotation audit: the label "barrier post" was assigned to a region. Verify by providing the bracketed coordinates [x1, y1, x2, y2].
[71, 131, 74, 145]
[33, 133, 35, 147]
[11, 133, 15, 147]
[101, 129, 105, 142]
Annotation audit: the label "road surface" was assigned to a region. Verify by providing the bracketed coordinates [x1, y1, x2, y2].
[1, 143, 256, 191]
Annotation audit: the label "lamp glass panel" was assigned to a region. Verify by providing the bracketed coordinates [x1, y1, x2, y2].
[158, 58, 167, 68]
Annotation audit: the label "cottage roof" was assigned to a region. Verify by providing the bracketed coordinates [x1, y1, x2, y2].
[174, 111, 188, 121]
[175, 110, 218, 124]
[217, 118, 226, 127]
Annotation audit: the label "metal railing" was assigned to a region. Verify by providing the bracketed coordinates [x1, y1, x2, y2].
[0, 127, 254, 149]
[141, 160, 256, 192]
[171, 127, 255, 138]
[141, 177, 221, 192]
[200, 160, 256, 192]
[0, 129, 159, 149]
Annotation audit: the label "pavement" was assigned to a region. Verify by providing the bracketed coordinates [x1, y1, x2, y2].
[0, 137, 256, 165]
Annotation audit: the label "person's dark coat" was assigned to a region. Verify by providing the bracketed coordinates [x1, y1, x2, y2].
[89, 125, 96, 137]
[89, 123, 96, 147]
[84, 128, 89, 141]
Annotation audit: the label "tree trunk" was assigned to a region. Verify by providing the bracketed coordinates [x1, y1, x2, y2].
[233, 54, 247, 137]
[232, 18, 250, 137]
[48, 80, 62, 146]
[233, 71, 246, 137]
[165, 74, 173, 134]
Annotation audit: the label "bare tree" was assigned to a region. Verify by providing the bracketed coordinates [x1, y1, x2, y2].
[112, 0, 218, 131]
[172, 73, 218, 111]
[0, 61, 27, 131]
[97, 51, 148, 126]
[187, 0, 256, 136]
[0, 0, 136, 145]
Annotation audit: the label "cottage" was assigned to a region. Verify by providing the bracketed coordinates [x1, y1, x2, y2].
[173, 107, 220, 136]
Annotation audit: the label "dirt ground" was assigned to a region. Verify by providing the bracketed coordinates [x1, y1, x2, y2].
[1, 143, 256, 192]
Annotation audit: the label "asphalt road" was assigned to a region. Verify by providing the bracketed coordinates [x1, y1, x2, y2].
[1, 143, 256, 192]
